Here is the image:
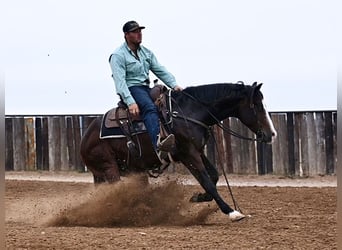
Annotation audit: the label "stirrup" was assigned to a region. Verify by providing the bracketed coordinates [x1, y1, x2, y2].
[157, 134, 175, 152]
[127, 140, 139, 158]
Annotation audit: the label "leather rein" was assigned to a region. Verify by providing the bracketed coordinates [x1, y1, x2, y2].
[167, 90, 261, 142]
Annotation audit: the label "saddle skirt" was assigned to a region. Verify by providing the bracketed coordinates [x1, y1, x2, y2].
[99, 107, 147, 139]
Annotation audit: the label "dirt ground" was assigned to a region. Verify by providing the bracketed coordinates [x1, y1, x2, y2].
[5, 172, 337, 249]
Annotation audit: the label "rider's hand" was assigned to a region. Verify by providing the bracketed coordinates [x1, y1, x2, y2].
[173, 85, 183, 91]
[128, 103, 140, 116]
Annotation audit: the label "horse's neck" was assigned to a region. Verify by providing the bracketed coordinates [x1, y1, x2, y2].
[207, 102, 240, 125]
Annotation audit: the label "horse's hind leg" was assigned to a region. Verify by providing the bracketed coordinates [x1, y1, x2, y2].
[103, 162, 121, 183]
[93, 175, 106, 184]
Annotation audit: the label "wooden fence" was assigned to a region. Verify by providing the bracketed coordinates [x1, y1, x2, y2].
[5, 111, 337, 177]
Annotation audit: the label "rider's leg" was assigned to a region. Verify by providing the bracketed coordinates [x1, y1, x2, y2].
[129, 86, 174, 152]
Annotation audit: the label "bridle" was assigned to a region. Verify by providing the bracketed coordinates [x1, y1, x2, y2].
[169, 90, 264, 143]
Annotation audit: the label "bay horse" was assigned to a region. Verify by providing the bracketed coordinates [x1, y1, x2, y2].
[80, 82, 277, 221]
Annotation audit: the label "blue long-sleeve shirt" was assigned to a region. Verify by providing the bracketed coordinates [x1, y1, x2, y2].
[109, 42, 177, 106]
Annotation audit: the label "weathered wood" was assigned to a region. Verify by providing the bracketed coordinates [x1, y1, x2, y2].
[325, 112, 334, 174]
[35, 117, 43, 170]
[4, 112, 337, 176]
[42, 117, 49, 170]
[271, 113, 288, 175]
[230, 118, 242, 173]
[12, 118, 26, 171]
[286, 113, 295, 176]
[229, 118, 256, 174]
[314, 112, 326, 175]
[305, 112, 318, 176]
[5, 118, 13, 170]
[66, 116, 76, 170]
[35, 117, 49, 170]
[72, 116, 84, 172]
[48, 117, 61, 171]
[298, 113, 310, 176]
[60, 117, 69, 171]
[25, 118, 36, 170]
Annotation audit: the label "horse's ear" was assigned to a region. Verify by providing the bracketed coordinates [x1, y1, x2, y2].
[249, 82, 262, 108]
[256, 83, 263, 92]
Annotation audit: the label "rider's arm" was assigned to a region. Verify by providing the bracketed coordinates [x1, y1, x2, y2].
[109, 53, 136, 106]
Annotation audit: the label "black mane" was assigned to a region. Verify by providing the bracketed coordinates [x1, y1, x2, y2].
[183, 83, 251, 104]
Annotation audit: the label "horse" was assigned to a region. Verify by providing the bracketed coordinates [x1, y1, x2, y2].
[80, 82, 277, 221]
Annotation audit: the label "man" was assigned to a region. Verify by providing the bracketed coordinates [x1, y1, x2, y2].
[109, 20, 182, 159]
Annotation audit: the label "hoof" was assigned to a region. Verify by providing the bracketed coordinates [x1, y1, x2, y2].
[229, 210, 246, 222]
[189, 193, 213, 203]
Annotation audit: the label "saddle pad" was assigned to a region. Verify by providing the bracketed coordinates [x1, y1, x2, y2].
[100, 108, 147, 139]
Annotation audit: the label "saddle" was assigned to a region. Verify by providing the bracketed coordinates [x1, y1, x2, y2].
[99, 84, 170, 139]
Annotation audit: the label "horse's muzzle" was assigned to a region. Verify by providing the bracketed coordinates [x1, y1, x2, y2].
[257, 130, 276, 143]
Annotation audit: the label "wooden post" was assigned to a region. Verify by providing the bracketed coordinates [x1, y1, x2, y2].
[314, 112, 326, 175]
[66, 116, 76, 170]
[5, 118, 13, 171]
[73, 115, 84, 172]
[287, 112, 295, 176]
[271, 113, 288, 175]
[13, 118, 26, 171]
[35, 117, 43, 170]
[25, 118, 36, 170]
[257, 142, 265, 175]
[60, 117, 69, 171]
[48, 116, 61, 171]
[324, 112, 335, 174]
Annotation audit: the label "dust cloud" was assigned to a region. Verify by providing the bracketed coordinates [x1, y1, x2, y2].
[47, 175, 218, 227]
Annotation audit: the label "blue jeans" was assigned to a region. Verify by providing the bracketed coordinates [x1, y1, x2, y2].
[129, 86, 160, 149]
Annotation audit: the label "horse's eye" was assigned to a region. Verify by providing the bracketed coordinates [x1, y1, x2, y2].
[256, 104, 264, 112]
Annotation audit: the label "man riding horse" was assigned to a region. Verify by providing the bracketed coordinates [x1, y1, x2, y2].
[109, 20, 183, 161]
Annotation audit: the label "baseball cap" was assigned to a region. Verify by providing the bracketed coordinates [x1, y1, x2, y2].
[122, 21, 145, 33]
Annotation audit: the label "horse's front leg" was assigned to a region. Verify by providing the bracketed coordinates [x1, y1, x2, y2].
[189, 154, 218, 202]
[182, 151, 245, 221]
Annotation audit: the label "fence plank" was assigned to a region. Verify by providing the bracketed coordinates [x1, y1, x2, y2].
[305, 113, 320, 176]
[229, 118, 256, 174]
[5, 118, 13, 171]
[48, 117, 61, 171]
[66, 116, 76, 170]
[286, 113, 295, 176]
[325, 112, 335, 174]
[60, 117, 69, 171]
[13, 118, 26, 171]
[35, 117, 43, 170]
[72, 116, 84, 172]
[4, 112, 337, 176]
[25, 118, 36, 170]
[271, 113, 288, 175]
[314, 112, 326, 175]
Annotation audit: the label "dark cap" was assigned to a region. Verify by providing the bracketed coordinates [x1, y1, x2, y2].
[123, 21, 145, 33]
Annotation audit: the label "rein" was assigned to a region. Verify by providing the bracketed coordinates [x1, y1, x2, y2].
[173, 91, 261, 142]
[168, 90, 252, 213]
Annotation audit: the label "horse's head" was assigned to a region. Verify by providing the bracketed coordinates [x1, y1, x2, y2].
[238, 82, 277, 143]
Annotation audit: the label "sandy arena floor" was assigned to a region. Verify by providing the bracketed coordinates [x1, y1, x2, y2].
[5, 172, 337, 249]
